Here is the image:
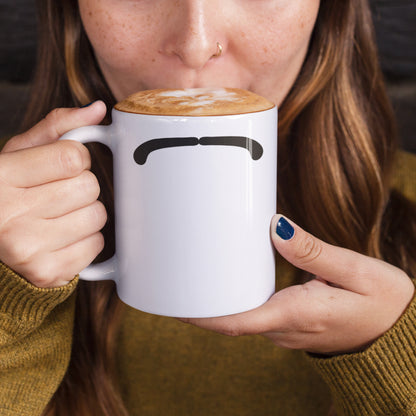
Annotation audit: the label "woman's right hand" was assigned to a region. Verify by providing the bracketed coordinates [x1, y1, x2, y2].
[0, 101, 108, 288]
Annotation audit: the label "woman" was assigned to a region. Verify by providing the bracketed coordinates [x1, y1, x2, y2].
[0, 0, 415, 415]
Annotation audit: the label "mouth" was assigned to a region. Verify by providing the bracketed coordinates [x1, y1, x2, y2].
[133, 136, 264, 165]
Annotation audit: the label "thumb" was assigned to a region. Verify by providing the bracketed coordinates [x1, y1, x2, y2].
[2, 101, 107, 153]
[270, 214, 390, 294]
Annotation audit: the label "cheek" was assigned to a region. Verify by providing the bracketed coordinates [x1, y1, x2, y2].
[79, 3, 154, 72]
[241, 4, 319, 101]
[253, 10, 316, 69]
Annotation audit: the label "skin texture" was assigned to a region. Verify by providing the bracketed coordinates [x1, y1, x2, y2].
[0, 102, 108, 287]
[0, 0, 413, 353]
[78, 0, 319, 105]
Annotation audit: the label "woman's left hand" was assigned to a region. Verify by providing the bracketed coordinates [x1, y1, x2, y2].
[181, 215, 415, 355]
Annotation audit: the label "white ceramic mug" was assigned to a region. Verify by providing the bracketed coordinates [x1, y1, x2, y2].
[61, 88, 277, 317]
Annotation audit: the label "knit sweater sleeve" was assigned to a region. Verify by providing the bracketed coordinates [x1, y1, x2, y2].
[307, 283, 416, 415]
[0, 262, 78, 416]
[307, 151, 416, 415]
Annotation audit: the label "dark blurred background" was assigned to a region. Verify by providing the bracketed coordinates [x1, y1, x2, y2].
[0, 0, 415, 153]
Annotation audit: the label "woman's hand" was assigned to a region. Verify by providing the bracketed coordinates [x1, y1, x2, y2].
[181, 215, 415, 355]
[0, 102, 108, 288]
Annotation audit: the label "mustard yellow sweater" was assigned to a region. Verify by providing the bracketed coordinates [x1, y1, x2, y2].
[0, 152, 415, 415]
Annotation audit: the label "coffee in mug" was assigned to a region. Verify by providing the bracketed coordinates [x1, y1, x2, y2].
[61, 88, 277, 318]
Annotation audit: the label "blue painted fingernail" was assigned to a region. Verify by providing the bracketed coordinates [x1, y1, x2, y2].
[81, 101, 94, 108]
[276, 217, 294, 240]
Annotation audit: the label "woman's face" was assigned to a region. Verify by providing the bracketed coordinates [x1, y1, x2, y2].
[79, 0, 320, 105]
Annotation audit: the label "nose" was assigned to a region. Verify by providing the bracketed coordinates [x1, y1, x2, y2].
[161, 1, 224, 70]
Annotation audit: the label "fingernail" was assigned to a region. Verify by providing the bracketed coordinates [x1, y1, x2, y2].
[275, 216, 294, 240]
[81, 101, 95, 108]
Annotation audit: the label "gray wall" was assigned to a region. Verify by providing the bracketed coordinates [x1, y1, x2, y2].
[1, 0, 415, 153]
[0, 0, 36, 141]
[371, 0, 416, 153]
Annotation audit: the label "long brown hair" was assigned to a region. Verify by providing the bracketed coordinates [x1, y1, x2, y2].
[21, 0, 415, 414]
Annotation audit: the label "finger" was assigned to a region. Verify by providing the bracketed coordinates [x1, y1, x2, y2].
[44, 201, 107, 251]
[270, 214, 396, 294]
[180, 293, 286, 337]
[181, 278, 366, 351]
[2, 101, 107, 153]
[25, 170, 100, 219]
[1, 201, 107, 266]
[0, 140, 91, 188]
[24, 232, 105, 288]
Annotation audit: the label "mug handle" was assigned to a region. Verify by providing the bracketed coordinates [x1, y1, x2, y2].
[60, 125, 117, 282]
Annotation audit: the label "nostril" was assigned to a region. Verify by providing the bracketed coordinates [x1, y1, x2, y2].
[162, 28, 218, 71]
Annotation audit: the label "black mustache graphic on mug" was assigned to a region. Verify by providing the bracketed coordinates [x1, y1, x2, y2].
[133, 136, 264, 165]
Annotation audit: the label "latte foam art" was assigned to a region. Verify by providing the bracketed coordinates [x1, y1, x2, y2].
[115, 87, 275, 116]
